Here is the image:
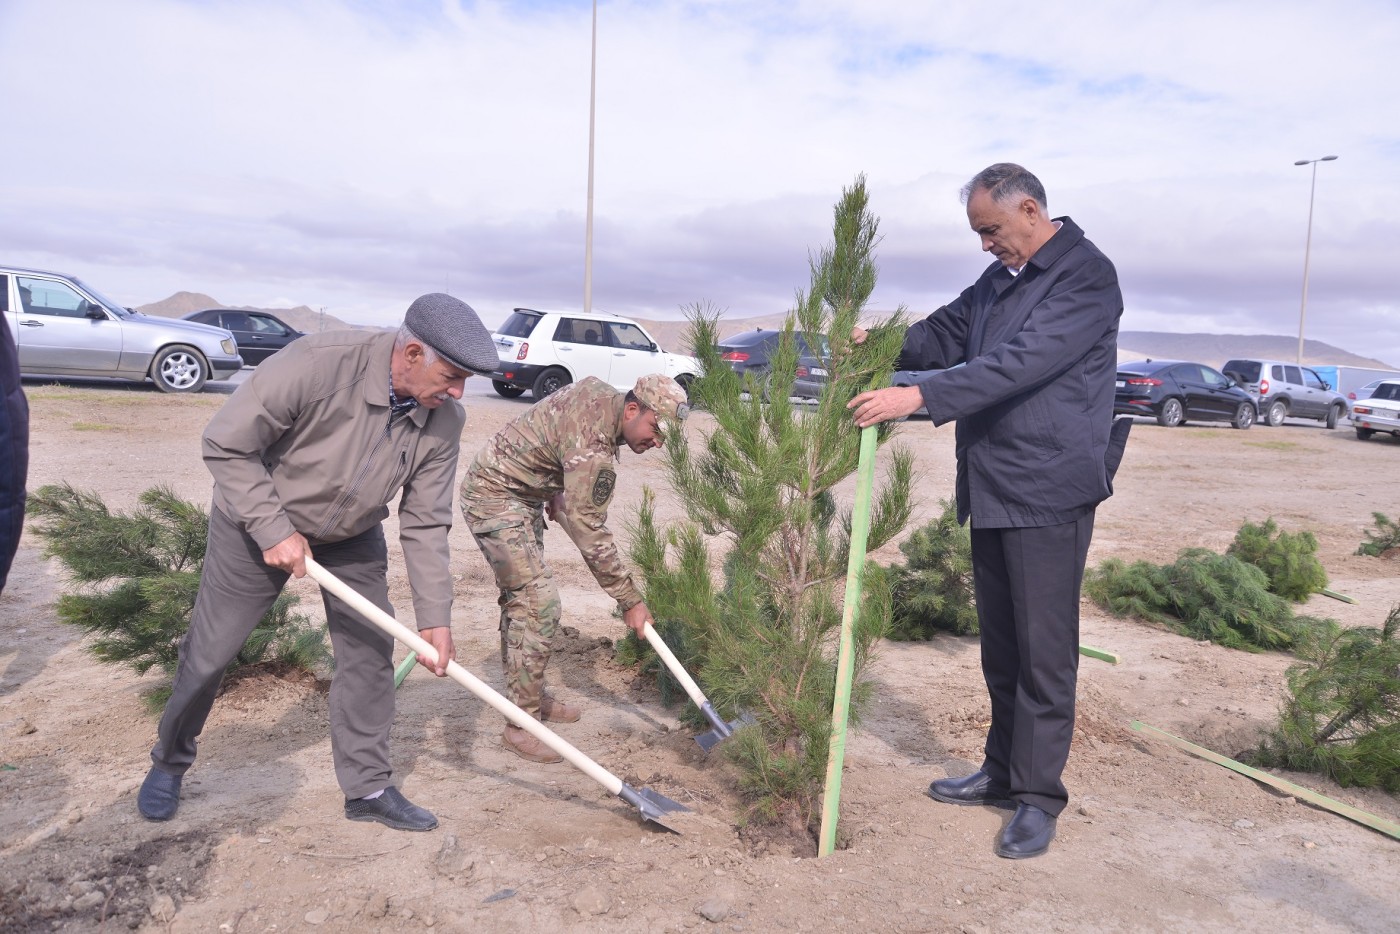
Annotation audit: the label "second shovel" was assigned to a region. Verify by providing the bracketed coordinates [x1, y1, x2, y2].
[643, 623, 755, 752]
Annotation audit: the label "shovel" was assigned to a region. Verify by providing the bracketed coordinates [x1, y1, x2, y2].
[642, 623, 755, 752]
[303, 558, 692, 834]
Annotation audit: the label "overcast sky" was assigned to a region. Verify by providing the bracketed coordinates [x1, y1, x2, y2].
[2, 0, 1397, 365]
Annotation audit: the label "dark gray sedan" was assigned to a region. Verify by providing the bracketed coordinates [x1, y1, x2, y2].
[183, 309, 304, 366]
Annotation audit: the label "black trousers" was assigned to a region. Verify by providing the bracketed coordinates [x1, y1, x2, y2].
[150, 508, 397, 799]
[971, 511, 1095, 817]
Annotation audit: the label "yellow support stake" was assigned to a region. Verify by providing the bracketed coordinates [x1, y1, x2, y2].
[818, 426, 879, 857]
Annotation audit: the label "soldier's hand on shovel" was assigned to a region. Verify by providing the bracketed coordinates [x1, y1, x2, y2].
[262, 532, 312, 578]
[622, 601, 654, 638]
[545, 491, 565, 524]
[416, 626, 455, 677]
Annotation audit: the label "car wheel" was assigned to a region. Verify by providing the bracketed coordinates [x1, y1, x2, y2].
[492, 380, 526, 399]
[1231, 402, 1255, 430]
[531, 367, 571, 401]
[1156, 397, 1184, 427]
[1325, 403, 1344, 429]
[150, 345, 208, 393]
[1264, 399, 1287, 427]
[675, 373, 694, 400]
[1356, 428, 1375, 440]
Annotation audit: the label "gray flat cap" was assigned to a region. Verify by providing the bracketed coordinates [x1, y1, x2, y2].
[404, 293, 499, 375]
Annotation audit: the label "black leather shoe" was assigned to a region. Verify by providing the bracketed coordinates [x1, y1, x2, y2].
[138, 767, 183, 821]
[345, 786, 438, 832]
[996, 803, 1057, 859]
[927, 770, 1012, 806]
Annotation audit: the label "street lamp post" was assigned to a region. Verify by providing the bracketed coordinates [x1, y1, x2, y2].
[583, 0, 597, 315]
[1293, 155, 1338, 365]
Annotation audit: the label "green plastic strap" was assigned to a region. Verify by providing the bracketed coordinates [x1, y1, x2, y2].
[1130, 720, 1400, 841]
[1078, 644, 1120, 664]
[393, 652, 417, 688]
[1319, 588, 1358, 605]
[819, 425, 879, 857]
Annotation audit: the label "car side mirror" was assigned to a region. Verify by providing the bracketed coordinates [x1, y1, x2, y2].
[1322, 381, 1332, 390]
[648, 341, 658, 352]
[84, 302, 106, 320]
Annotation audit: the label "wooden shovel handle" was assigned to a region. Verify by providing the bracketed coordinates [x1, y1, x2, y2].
[303, 557, 623, 796]
[642, 623, 709, 711]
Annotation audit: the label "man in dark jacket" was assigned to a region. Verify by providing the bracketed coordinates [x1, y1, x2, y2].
[849, 163, 1126, 860]
[1, 302, 30, 594]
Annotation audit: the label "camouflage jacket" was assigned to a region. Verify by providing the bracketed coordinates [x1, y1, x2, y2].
[461, 376, 641, 609]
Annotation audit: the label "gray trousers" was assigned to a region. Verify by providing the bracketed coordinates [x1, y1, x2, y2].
[150, 507, 396, 799]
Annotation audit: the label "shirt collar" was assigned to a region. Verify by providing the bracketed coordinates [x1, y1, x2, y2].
[1008, 219, 1064, 277]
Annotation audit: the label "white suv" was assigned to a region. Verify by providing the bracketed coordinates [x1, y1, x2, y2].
[487, 308, 700, 401]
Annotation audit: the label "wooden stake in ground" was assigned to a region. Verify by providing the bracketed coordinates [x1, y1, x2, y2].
[819, 425, 879, 857]
[1130, 720, 1400, 840]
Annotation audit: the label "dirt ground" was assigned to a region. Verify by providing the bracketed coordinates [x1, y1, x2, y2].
[3, 374, 1399, 933]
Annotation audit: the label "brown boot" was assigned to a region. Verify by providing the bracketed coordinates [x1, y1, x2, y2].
[502, 725, 563, 764]
[540, 695, 582, 723]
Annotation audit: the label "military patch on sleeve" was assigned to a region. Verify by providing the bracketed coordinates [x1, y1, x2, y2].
[591, 469, 617, 507]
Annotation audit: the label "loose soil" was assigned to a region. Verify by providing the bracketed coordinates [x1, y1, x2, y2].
[3, 376, 1398, 933]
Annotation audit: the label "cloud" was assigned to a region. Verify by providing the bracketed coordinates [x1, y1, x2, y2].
[1, 0, 1396, 363]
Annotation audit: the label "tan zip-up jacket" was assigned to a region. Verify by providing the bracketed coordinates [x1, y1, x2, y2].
[204, 330, 464, 631]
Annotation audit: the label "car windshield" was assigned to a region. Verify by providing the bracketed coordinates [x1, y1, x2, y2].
[70, 276, 133, 317]
[1222, 360, 1259, 382]
[1373, 383, 1400, 402]
[497, 311, 542, 338]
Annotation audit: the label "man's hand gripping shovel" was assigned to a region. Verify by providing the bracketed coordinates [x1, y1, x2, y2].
[303, 558, 693, 834]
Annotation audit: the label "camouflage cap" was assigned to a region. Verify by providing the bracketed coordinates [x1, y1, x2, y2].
[404, 293, 500, 376]
[632, 373, 690, 420]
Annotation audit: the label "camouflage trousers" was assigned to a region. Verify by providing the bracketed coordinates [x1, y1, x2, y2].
[465, 502, 560, 717]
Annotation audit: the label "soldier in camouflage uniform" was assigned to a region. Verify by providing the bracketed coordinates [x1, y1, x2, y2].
[460, 373, 690, 763]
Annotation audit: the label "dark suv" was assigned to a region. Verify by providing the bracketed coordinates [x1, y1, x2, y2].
[1220, 358, 1350, 428]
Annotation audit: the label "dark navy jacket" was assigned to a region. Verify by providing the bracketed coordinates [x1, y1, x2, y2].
[900, 217, 1123, 529]
[1, 307, 31, 592]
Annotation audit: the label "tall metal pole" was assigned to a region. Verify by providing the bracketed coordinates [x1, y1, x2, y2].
[1294, 155, 1337, 365]
[583, 0, 597, 315]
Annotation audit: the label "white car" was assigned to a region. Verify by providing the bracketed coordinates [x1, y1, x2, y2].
[487, 308, 700, 401]
[1350, 380, 1400, 441]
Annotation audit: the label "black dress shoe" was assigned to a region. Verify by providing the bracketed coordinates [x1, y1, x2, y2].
[345, 786, 438, 832]
[927, 770, 1012, 806]
[138, 767, 183, 821]
[996, 803, 1057, 859]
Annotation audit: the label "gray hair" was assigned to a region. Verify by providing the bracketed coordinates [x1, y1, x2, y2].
[395, 324, 441, 366]
[960, 163, 1048, 214]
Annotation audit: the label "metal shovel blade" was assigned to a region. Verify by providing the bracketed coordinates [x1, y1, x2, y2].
[695, 701, 757, 752]
[617, 783, 692, 834]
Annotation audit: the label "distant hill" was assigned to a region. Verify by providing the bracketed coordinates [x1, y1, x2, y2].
[1116, 331, 1394, 370]
[136, 292, 376, 334]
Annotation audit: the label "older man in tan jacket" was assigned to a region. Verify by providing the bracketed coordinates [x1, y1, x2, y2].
[138, 293, 497, 832]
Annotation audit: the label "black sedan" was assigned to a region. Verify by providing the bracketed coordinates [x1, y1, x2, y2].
[1115, 360, 1256, 429]
[716, 328, 830, 400]
[182, 309, 304, 366]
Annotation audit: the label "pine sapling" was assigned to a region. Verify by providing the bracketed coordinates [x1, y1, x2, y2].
[626, 175, 913, 832]
[1226, 518, 1328, 601]
[27, 483, 329, 707]
[1355, 512, 1400, 558]
[886, 498, 977, 639]
[1250, 604, 1400, 791]
[1085, 548, 1325, 652]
